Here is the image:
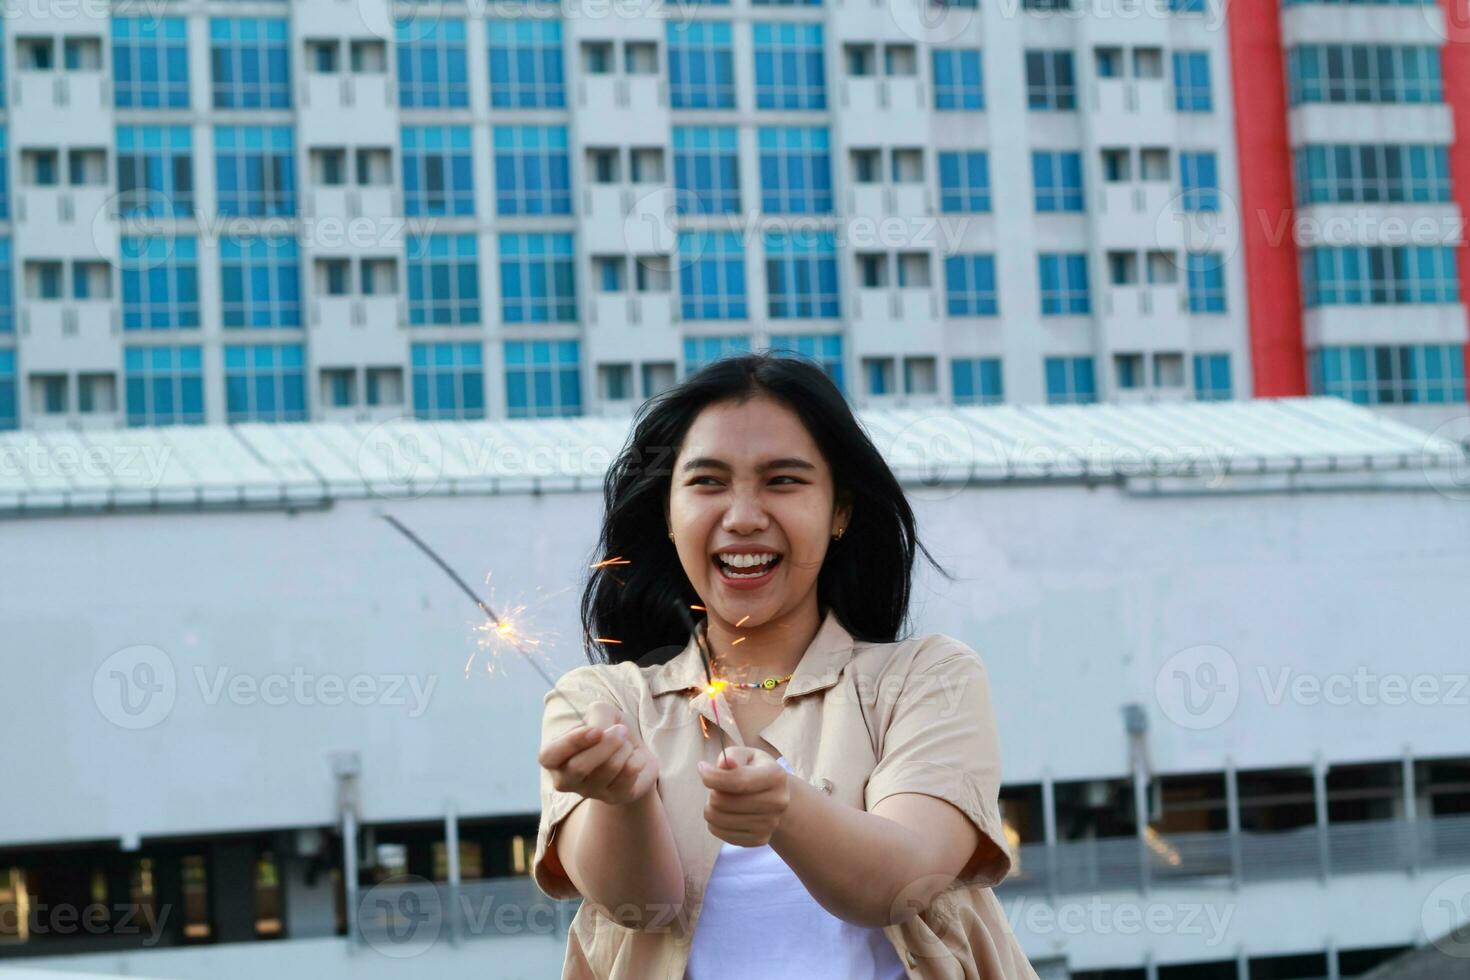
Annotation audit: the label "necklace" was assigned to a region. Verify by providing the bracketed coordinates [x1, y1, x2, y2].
[721, 672, 795, 691]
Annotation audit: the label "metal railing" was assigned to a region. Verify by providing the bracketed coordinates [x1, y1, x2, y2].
[997, 814, 1470, 896]
[349, 814, 1470, 944]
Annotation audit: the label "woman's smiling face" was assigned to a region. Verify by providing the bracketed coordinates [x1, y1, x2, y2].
[668, 395, 850, 628]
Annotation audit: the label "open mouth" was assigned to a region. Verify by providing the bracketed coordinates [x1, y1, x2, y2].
[712, 553, 784, 580]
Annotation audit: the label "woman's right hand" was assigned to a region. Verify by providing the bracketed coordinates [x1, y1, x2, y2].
[538, 700, 660, 806]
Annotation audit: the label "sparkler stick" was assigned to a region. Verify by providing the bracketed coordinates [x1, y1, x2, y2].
[380, 513, 589, 727]
[675, 602, 732, 767]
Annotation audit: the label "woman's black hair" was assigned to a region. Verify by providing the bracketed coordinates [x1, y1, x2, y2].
[579, 350, 955, 666]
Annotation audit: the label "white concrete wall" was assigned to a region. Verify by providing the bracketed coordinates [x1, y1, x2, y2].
[3, 477, 1468, 847]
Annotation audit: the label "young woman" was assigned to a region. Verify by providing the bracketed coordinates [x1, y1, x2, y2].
[534, 352, 1039, 979]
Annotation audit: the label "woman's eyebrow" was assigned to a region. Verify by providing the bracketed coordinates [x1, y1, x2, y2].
[681, 456, 818, 473]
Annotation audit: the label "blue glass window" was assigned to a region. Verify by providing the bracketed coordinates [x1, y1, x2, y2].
[1033, 151, 1084, 212]
[0, 348, 14, 430]
[951, 358, 1004, 405]
[505, 339, 583, 418]
[1301, 245, 1458, 306]
[411, 342, 485, 420]
[1186, 252, 1227, 313]
[397, 18, 469, 108]
[933, 49, 984, 110]
[224, 343, 306, 422]
[124, 345, 205, 426]
[116, 126, 194, 219]
[1172, 50, 1212, 112]
[758, 126, 832, 214]
[401, 126, 475, 217]
[121, 236, 200, 331]
[488, 21, 565, 108]
[407, 234, 480, 326]
[1192, 353, 1232, 401]
[679, 232, 747, 320]
[1025, 50, 1075, 110]
[1287, 44, 1442, 106]
[492, 125, 571, 216]
[0, 127, 6, 221]
[753, 23, 825, 110]
[215, 126, 295, 217]
[674, 127, 740, 215]
[499, 233, 577, 323]
[220, 236, 301, 328]
[1294, 143, 1451, 205]
[1044, 356, 1096, 405]
[667, 23, 735, 109]
[1179, 151, 1220, 212]
[1309, 344, 1465, 404]
[1039, 253, 1090, 315]
[210, 18, 290, 109]
[113, 17, 190, 109]
[0, 239, 12, 335]
[944, 255, 999, 316]
[938, 151, 990, 213]
[765, 231, 838, 318]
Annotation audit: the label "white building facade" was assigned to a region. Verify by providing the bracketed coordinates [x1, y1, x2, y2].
[1, 399, 1468, 979]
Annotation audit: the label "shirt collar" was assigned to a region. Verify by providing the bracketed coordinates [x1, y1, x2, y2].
[646, 607, 856, 700]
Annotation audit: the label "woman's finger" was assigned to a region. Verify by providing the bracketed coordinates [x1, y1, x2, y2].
[560, 727, 626, 783]
[538, 725, 597, 770]
[583, 737, 636, 795]
[707, 789, 782, 815]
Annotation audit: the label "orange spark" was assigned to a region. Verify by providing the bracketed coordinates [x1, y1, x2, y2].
[590, 556, 632, 569]
[593, 637, 623, 645]
[735, 615, 749, 627]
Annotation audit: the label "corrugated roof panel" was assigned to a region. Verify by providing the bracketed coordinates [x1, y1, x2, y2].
[0, 397, 1462, 516]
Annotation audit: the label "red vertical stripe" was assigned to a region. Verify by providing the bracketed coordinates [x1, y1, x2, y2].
[1439, 0, 1470, 399]
[1227, 0, 1307, 396]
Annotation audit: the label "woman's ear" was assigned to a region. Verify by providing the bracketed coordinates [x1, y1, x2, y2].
[834, 494, 853, 535]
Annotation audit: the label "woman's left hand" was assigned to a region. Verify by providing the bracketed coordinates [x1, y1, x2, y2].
[698, 747, 791, 847]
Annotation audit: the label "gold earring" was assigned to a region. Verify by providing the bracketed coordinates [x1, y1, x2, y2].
[833, 527, 845, 541]
[668, 530, 675, 540]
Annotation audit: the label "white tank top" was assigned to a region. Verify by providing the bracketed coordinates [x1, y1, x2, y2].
[686, 757, 909, 980]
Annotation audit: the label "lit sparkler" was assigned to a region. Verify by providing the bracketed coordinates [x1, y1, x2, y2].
[380, 513, 588, 726]
[674, 602, 732, 766]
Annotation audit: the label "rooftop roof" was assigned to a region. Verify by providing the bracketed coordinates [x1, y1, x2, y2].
[0, 397, 1463, 518]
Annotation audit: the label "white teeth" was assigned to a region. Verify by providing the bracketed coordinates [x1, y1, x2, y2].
[719, 553, 778, 569]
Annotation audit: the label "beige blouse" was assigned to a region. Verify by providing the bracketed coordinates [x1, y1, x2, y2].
[532, 607, 1040, 980]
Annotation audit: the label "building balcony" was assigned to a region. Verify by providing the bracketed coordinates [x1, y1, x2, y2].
[298, 74, 397, 144]
[15, 187, 115, 254]
[576, 77, 668, 145]
[11, 70, 109, 119]
[19, 303, 119, 373]
[838, 78, 927, 144]
[309, 296, 406, 364]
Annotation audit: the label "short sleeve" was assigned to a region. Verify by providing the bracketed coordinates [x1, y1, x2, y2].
[531, 663, 630, 901]
[862, 635, 1012, 888]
